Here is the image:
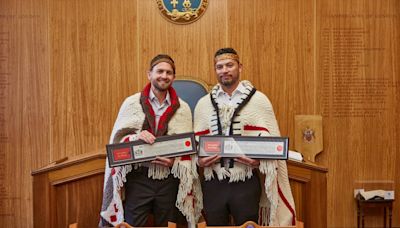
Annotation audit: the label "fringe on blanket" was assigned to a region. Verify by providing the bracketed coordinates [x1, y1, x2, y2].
[228, 162, 253, 182]
[259, 160, 278, 225]
[114, 165, 133, 191]
[172, 156, 203, 224]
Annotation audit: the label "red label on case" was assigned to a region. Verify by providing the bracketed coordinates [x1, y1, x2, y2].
[113, 148, 132, 161]
[204, 141, 221, 153]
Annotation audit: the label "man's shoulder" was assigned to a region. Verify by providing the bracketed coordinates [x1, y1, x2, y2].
[122, 92, 141, 102]
[177, 98, 191, 111]
[195, 93, 211, 107]
[250, 90, 273, 106]
[199, 92, 211, 101]
[117, 93, 141, 110]
[193, 94, 213, 118]
[253, 90, 268, 99]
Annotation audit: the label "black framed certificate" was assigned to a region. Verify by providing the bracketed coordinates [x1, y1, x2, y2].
[106, 132, 196, 167]
[198, 136, 289, 160]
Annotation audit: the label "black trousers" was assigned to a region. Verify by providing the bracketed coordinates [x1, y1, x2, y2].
[201, 172, 261, 226]
[124, 167, 180, 226]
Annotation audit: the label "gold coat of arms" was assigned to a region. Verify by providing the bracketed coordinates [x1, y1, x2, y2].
[156, 0, 209, 24]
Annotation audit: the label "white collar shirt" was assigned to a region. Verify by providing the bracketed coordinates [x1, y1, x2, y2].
[215, 82, 246, 135]
[149, 89, 171, 132]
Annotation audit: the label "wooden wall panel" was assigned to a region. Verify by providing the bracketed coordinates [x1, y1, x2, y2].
[316, 0, 400, 227]
[54, 175, 104, 227]
[31, 152, 106, 228]
[227, 0, 315, 139]
[0, 0, 50, 226]
[1, 0, 399, 227]
[137, 0, 227, 87]
[50, 0, 138, 160]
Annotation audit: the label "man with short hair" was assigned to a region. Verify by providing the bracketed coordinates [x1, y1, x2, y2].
[194, 48, 296, 226]
[100, 54, 202, 227]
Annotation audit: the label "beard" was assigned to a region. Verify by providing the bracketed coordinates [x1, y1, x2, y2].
[152, 79, 171, 92]
[219, 75, 238, 87]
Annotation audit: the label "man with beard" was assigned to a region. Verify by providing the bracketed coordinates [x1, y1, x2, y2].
[100, 54, 202, 227]
[194, 48, 296, 226]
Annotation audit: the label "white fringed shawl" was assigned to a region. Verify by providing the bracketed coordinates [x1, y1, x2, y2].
[194, 81, 296, 226]
[100, 93, 202, 226]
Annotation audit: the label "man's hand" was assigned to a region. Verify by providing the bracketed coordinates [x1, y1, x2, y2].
[198, 155, 221, 167]
[138, 131, 174, 167]
[151, 156, 175, 167]
[137, 130, 156, 144]
[234, 156, 260, 167]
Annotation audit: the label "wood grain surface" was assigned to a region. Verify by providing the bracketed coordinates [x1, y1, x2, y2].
[1, 0, 399, 227]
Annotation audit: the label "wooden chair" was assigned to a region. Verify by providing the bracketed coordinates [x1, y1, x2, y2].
[172, 76, 210, 114]
[197, 220, 304, 228]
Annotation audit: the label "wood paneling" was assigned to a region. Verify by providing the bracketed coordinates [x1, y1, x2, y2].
[136, 0, 227, 87]
[1, 0, 399, 227]
[288, 161, 328, 228]
[227, 0, 316, 137]
[316, 0, 400, 227]
[50, 0, 138, 160]
[31, 153, 325, 228]
[32, 153, 105, 228]
[54, 176, 104, 227]
[0, 0, 50, 226]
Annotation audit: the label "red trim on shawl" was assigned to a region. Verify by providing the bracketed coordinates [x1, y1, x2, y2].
[141, 83, 191, 161]
[141, 83, 157, 135]
[278, 184, 296, 225]
[195, 129, 210, 136]
[141, 83, 180, 136]
[181, 155, 191, 160]
[243, 125, 270, 133]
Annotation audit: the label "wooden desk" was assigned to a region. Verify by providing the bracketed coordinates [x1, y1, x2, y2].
[31, 154, 327, 228]
[31, 152, 106, 228]
[356, 195, 394, 228]
[287, 160, 328, 228]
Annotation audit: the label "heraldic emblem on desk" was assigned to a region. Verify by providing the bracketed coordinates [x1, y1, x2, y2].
[156, 0, 209, 24]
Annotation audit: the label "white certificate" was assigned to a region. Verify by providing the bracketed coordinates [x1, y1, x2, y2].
[199, 136, 288, 159]
[106, 132, 196, 167]
[133, 137, 193, 159]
